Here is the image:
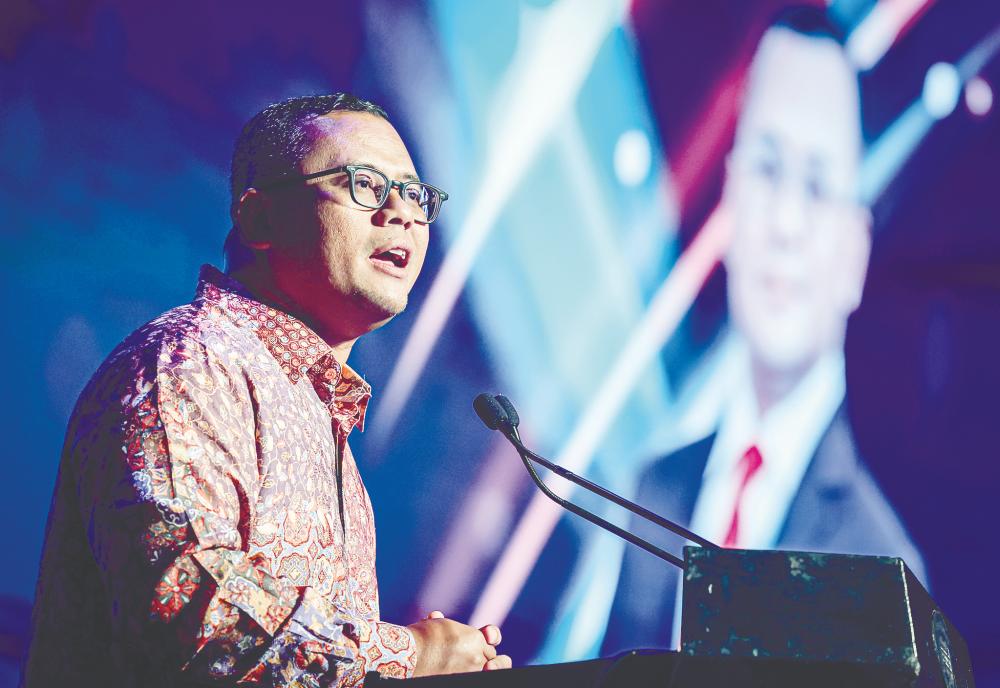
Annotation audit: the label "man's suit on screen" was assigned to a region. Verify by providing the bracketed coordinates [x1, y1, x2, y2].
[600, 406, 926, 655]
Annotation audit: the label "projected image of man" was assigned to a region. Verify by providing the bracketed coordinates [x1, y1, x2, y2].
[602, 9, 926, 654]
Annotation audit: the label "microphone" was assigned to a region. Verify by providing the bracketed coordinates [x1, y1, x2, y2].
[473, 393, 717, 569]
[494, 395, 520, 430]
[473, 393, 508, 430]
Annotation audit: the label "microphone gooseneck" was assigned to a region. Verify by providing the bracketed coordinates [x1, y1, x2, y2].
[473, 393, 718, 569]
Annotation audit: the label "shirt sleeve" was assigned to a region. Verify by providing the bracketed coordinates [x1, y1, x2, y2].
[85, 334, 417, 686]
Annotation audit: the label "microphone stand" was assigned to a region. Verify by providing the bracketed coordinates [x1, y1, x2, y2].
[486, 399, 717, 569]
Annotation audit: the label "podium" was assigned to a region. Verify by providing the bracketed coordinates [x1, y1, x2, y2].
[366, 548, 975, 687]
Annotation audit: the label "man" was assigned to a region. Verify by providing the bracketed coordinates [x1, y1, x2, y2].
[602, 10, 925, 653]
[23, 94, 510, 687]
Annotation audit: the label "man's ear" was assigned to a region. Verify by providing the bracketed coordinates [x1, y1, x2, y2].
[234, 188, 273, 250]
[842, 204, 873, 314]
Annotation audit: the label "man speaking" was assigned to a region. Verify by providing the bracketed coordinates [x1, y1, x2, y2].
[23, 94, 509, 687]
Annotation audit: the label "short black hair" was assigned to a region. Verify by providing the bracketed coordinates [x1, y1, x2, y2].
[759, 4, 863, 153]
[229, 93, 389, 216]
[225, 93, 389, 268]
[769, 5, 848, 46]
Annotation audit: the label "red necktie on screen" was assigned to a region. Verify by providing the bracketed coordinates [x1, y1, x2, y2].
[722, 445, 764, 548]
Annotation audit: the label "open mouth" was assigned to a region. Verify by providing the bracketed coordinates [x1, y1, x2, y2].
[370, 246, 410, 270]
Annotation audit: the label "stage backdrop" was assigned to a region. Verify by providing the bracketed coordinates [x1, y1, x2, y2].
[1, 0, 998, 685]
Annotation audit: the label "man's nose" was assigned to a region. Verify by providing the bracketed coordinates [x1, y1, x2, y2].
[769, 181, 808, 246]
[373, 184, 416, 229]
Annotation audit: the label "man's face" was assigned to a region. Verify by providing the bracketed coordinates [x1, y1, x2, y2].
[262, 111, 429, 339]
[724, 28, 870, 376]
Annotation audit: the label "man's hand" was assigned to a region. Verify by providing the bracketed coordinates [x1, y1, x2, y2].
[408, 612, 512, 676]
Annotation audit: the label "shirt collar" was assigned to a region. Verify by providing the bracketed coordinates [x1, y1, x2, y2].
[705, 343, 845, 482]
[194, 265, 370, 434]
[755, 352, 845, 483]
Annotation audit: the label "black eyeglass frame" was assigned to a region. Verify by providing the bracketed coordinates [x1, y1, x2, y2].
[255, 164, 449, 224]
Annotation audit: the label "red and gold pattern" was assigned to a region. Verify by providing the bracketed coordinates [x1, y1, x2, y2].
[23, 266, 417, 688]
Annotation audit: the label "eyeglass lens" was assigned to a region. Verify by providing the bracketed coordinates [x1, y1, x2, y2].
[350, 166, 441, 223]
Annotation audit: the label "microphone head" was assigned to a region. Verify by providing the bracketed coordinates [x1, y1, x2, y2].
[494, 395, 520, 429]
[473, 393, 508, 431]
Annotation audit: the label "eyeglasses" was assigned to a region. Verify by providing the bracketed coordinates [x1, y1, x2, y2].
[258, 164, 449, 224]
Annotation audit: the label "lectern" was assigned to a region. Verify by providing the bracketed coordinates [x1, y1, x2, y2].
[366, 548, 975, 687]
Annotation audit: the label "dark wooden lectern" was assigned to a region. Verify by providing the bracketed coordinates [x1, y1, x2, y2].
[366, 548, 975, 687]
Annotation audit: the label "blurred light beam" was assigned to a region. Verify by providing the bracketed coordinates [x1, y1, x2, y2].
[374, 0, 629, 444]
[861, 23, 1000, 203]
[846, 0, 935, 71]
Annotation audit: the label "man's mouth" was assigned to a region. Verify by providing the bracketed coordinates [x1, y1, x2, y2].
[759, 271, 805, 306]
[370, 246, 410, 271]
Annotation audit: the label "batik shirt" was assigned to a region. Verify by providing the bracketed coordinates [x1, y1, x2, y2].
[23, 266, 417, 687]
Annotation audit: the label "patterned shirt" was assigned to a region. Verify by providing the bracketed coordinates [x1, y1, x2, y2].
[23, 266, 417, 687]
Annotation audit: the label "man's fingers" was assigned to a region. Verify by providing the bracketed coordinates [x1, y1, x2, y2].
[484, 655, 512, 671]
[409, 617, 507, 676]
[479, 624, 502, 646]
